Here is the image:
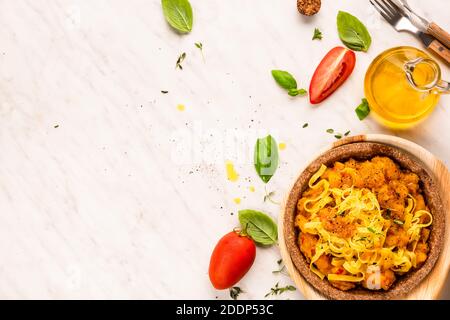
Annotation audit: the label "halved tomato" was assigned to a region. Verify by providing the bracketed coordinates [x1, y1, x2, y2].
[309, 47, 356, 104]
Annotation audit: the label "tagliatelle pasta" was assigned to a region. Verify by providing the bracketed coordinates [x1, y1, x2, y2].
[295, 157, 433, 291]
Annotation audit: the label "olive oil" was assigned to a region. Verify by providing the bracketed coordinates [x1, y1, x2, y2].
[364, 47, 440, 128]
[225, 160, 239, 182]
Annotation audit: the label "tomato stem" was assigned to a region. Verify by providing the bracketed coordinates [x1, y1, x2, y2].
[233, 227, 248, 237]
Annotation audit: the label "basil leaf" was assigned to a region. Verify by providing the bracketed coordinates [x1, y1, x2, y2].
[271, 70, 297, 90]
[355, 98, 370, 120]
[161, 0, 193, 33]
[239, 210, 278, 246]
[288, 88, 307, 97]
[297, 88, 307, 96]
[254, 135, 279, 183]
[337, 11, 371, 52]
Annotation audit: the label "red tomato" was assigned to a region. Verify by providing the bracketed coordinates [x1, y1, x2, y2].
[209, 231, 256, 290]
[309, 46, 356, 104]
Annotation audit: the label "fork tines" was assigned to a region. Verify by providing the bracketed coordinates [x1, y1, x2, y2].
[370, 0, 405, 24]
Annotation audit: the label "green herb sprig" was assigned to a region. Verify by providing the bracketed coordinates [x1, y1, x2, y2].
[195, 42, 204, 60]
[272, 259, 287, 275]
[385, 209, 392, 219]
[176, 52, 186, 70]
[326, 129, 350, 139]
[229, 287, 243, 300]
[288, 88, 307, 97]
[263, 187, 280, 205]
[312, 28, 323, 40]
[265, 282, 296, 298]
[263, 191, 276, 203]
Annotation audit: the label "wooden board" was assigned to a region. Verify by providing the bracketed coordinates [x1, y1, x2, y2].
[278, 134, 450, 300]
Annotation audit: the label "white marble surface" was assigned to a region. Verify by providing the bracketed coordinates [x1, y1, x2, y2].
[0, 0, 449, 299]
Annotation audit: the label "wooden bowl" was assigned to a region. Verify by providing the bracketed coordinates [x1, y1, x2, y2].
[279, 134, 449, 300]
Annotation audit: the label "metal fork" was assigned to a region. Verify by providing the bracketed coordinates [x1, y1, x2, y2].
[370, 0, 450, 64]
[370, 0, 418, 34]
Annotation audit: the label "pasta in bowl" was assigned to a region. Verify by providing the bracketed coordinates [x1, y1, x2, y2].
[283, 142, 444, 300]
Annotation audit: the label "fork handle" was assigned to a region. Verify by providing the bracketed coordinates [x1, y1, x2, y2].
[427, 39, 450, 65]
[427, 22, 450, 49]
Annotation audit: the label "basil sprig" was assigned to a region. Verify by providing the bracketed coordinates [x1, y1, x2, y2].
[312, 28, 323, 40]
[337, 11, 371, 52]
[254, 135, 279, 183]
[161, 0, 193, 33]
[271, 70, 307, 97]
[239, 210, 278, 246]
[288, 88, 307, 97]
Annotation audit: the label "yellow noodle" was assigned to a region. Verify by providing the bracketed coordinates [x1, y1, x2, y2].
[298, 164, 433, 287]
